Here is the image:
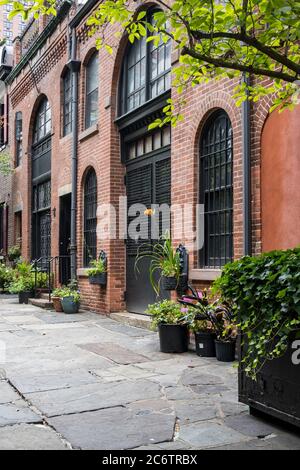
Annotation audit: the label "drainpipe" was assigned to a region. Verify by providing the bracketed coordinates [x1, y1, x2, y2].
[242, 73, 252, 256]
[68, 27, 81, 280]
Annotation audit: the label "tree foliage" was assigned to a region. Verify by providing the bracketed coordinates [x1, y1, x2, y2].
[1, 0, 300, 117]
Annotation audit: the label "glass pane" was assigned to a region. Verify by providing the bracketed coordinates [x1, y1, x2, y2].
[153, 130, 161, 150]
[128, 143, 136, 160]
[86, 54, 98, 94]
[145, 135, 153, 153]
[137, 139, 144, 157]
[162, 126, 171, 146]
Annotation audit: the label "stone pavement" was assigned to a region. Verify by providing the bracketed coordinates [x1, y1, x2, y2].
[0, 295, 300, 450]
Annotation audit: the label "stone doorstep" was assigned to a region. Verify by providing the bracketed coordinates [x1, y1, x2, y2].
[109, 311, 196, 350]
[109, 311, 152, 330]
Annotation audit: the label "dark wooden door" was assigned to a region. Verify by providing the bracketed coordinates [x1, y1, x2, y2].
[59, 194, 71, 285]
[126, 152, 171, 314]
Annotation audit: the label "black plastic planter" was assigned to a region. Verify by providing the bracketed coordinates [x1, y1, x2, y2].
[19, 290, 34, 304]
[195, 332, 216, 357]
[161, 276, 177, 291]
[61, 296, 79, 314]
[88, 273, 107, 286]
[215, 340, 236, 362]
[158, 324, 189, 353]
[239, 334, 300, 428]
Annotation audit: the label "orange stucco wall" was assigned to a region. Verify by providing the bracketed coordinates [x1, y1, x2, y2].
[261, 106, 300, 252]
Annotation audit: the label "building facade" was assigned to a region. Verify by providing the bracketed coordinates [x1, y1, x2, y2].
[0, 0, 299, 314]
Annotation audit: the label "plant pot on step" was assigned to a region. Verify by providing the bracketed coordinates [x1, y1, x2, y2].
[161, 276, 177, 291]
[88, 272, 107, 286]
[61, 296, 79, 314]
[195, 331, 216, 357]
[158, 323, 189, 353]
[52, 296, 63, 312]
[19, 290, 34, 304]
[215, 339, 236, 362]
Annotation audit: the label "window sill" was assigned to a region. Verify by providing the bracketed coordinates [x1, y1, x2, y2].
[189, 269, 221, 281]
[79, 124, 98, 142]
[77, 268, 88, 277]
[60, 133, 72, 143]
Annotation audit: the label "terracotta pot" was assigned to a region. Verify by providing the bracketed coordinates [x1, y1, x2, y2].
[52, 296, 63, 313]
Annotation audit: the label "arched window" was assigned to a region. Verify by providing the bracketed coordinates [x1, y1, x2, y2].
[83, 168, 97, 266]
[85, 52, 99, 129]
[120, 10, 171, 115]
[62, 68, 72, 136]
[199, 111, 233, 268]
[33, 98, 51, 144]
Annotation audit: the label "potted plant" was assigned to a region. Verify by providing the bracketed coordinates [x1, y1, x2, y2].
[146, 300, 192, 353]
[214, 247, 300, 427]
[8, 260, 35, 304]
[87, 258, 107, 286]
[210, 302, 237, 362]
[7, 245, 21, 263]
[51, 287, 65, 312]
[135, 232, 181, 295]
[60, 281, 80, 314]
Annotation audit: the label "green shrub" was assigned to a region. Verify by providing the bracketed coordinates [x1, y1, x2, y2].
[214, 248, 300, 378]
[146, 300, 192, 330]
[52, 285, 80, 303]
[0, 263, 14, 290]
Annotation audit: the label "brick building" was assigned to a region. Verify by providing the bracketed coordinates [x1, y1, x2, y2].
[0, 0, 299, 314]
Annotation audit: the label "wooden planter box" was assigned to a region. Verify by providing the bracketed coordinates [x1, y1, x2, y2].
[239, 334, 300, 428]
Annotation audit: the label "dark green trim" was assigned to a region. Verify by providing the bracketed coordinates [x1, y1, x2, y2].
[5, 1, 72, 85]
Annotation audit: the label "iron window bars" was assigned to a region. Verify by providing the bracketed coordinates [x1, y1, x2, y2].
[83, 168, 97, 266]
[199, 111, 233, 268]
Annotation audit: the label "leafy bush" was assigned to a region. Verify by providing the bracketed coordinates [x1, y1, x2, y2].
[0, 263, 14, 290]
[8, 245, 21, 262]
[52, 285, 80, 303]
[146, 300, 192, 330]
[214, 248, 300, 378]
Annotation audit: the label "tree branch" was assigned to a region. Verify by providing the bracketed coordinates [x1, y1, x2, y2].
[190, 30, 300, 75]
[181, 46, 298, 83]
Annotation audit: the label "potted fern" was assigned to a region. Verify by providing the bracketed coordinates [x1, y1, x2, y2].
[8, 260, 35, 304]
[135, 232, 181, 295]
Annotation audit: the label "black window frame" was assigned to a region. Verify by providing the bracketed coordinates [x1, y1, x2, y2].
[33, 98, 51, 144]
[85, 52, 99, 129]
[15, 111, 23, 167]
[62, 69, 72, 136]
[83, 168, 97, 266]
[120, 8, 171, 116]
[199, 110, 233, 269]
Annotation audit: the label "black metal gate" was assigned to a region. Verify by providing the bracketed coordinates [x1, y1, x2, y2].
[126, 151, 171, 314]
[59, 194, 71, 284]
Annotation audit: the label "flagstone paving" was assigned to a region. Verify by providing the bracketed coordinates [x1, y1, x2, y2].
[0, 295, 300, 450]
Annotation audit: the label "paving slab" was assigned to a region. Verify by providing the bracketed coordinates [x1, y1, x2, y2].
[0, 423, 69, 450]
[225, 413, 286, 438]
[0, 399, 41, 426]
[0, 381, 20, 404]
[25, 379, 162, 417]
[9, 369, 100, 394]
[49, 406, 175, 449]
[91, 364, 157, 382]
[179, 420, 251, 448]
[79, 342, 149, 365]
[95, 321, 153, 337]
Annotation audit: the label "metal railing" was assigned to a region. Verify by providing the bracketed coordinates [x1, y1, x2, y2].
[32, 255, 71, 301]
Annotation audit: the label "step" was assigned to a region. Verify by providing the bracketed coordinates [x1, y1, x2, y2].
[109, 311, 152, 331]
[29, 298, 53, 310]
[39, 292, 52, 300]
